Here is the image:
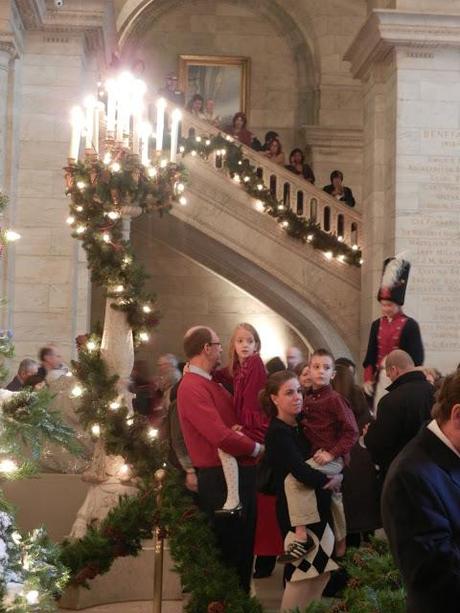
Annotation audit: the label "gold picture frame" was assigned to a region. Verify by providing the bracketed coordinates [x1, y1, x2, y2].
[179, 55, 250, 125]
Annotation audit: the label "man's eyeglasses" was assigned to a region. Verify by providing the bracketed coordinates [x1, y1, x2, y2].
[207, 342, 222, 347]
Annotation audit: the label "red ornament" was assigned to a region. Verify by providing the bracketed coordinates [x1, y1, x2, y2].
[208, 602, 225, 613]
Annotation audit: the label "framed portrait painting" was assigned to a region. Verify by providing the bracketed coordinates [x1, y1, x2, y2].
[178, 55, 250, 126]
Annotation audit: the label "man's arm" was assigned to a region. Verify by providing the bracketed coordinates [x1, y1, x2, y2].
[179, 384, 257, 458]
[383, 468, 460, 605]
[362, 320, 379, 382]
[364, 397, 400, 467]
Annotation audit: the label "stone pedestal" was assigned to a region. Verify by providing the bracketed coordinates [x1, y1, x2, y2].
[346, 10, 460, 372]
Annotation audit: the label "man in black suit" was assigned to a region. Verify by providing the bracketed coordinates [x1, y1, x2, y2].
[364, 349, 434, 481]
[382, 371, 460, 613]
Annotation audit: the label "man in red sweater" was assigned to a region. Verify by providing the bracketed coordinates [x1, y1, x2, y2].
[177, 326, 263, 592]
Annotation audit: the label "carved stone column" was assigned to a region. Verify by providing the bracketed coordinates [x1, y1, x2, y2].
[346, 9, 460, 372]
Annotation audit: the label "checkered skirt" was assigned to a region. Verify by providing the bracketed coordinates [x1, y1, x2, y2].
[284, 520, 338, 582]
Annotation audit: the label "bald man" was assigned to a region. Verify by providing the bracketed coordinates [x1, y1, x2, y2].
[364, 349, 434, 482]
[177, 325, 263, 593]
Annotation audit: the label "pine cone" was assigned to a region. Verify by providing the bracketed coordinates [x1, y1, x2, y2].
[207, 602, 225, 613]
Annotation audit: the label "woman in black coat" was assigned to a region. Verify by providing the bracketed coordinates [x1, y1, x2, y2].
[323, 170, 355, 207]
[332, 365, 381, 546]
[262, 371, 342, 611]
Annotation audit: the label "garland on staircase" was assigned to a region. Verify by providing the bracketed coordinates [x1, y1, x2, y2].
[60, 153, 265, 612]
[180, 133, 363, 267]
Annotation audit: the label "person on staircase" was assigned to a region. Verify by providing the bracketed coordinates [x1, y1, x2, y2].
[286, 148, 315, 184]
[263, 137, 285, 166]
[323, 170, 355, 207]
[224, 112, 257, 148]
[362, 254, 424, 413]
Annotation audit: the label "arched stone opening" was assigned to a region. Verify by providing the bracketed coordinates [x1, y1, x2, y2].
[126, 214, 355, 361]
[116, 0, 320, 145]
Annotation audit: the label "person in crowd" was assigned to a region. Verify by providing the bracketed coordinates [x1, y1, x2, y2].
[286, 148, 315, 184]
[290, 349, 358, 560]
[213, 323, 268, 513]
[332, 364, 380, 548]
[204, 98, 220, 126]
[163, 367, 198, 494]
[263, 371, 342, 611]
[286, 346, 304, 371]
[335, 357, 356, 378]
[261, 131, 279, 151]
[156, 354, 181, 408]
[363, 255, 424, 411]
[6, 358, 38, 391]
[265, 356, 286, 375]
[224, 112, 256, 148]
[186, 94, 206, 119]
[37, 345, 68, 382]
[263, 138, 285, 166]
[294, 361, 312, 395]
[382, 371, 460, 613]
[23, 372, 47, 390]
[177, 326, 263, 593]
[419, 366, 443, 390]
[158, 73, 185, 106]
[323, 170, 355, 207]
[364, 349, 434, 484]
[214, 323, 281, 577]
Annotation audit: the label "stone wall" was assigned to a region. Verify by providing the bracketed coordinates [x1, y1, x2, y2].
[10, 31, 92, 364]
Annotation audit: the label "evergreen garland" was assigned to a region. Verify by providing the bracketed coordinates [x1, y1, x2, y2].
[64, 147, 187, 341]
[304, 538, 405, 613]
[180, 133, 362, 267]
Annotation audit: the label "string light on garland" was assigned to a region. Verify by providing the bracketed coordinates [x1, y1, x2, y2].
[102, 233, 111, 243]
[324, 251, 333, 260]
[70, 384, 84, 398]
[254, 200, 264, 212]
[5, 230, 21, 242]
[0, 458, 18, 473]
[75, 225, 86, 235]
[142, 304, 152, 313]
[66, 215, 75, 225]
[179, 196, 187, 206]
[307, 234, 314, 242]
[25, 590, 39, 605]
[107, 211, 120, 221]
[86, 340, 97, 352]
[103, 152, 112, 165]
[91, 424, 101, 437]
[352, 244, 359, 251]
[76, 181, 86, 190]
[139, 331, 150, 343]
[110, 162, 121, 172]
[147, 427, 158, 440]
[109, 400, 120, 411]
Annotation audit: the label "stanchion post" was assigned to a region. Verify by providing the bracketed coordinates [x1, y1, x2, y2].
[153, 468, 166, 613]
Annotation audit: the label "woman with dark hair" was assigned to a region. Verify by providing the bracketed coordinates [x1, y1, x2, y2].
[323, 170, 355, 207]
[286, 148, 315, 184]
[186, 94, 206, 119]
[294, 361, 312, 395]
[263, 137, 285, 166]
[332, 364, 381, 547]
[265, 356, 285, 376]
[263, 371, 341, 610]
[224, 112, 255, 147]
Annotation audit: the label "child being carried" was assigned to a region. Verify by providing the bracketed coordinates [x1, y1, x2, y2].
[279, 349, 358, 563]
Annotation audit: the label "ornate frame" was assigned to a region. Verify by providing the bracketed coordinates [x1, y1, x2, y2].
[178, 54, 250, 116]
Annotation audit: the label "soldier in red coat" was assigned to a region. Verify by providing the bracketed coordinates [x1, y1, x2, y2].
[363, 255, 424, 411]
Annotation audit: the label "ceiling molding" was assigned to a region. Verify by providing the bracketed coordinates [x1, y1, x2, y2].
[345, 9, 460, 80]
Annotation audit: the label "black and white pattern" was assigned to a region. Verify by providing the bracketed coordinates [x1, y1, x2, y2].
[284, 520, 338, 582]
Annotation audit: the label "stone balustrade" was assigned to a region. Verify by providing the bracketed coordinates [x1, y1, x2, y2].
[179, 112, 362, 250]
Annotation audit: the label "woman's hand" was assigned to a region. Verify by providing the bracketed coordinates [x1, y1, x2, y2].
[313, 449, 335, 466]
[232, 424, 243, 432]
[323, 474, 343, 493]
